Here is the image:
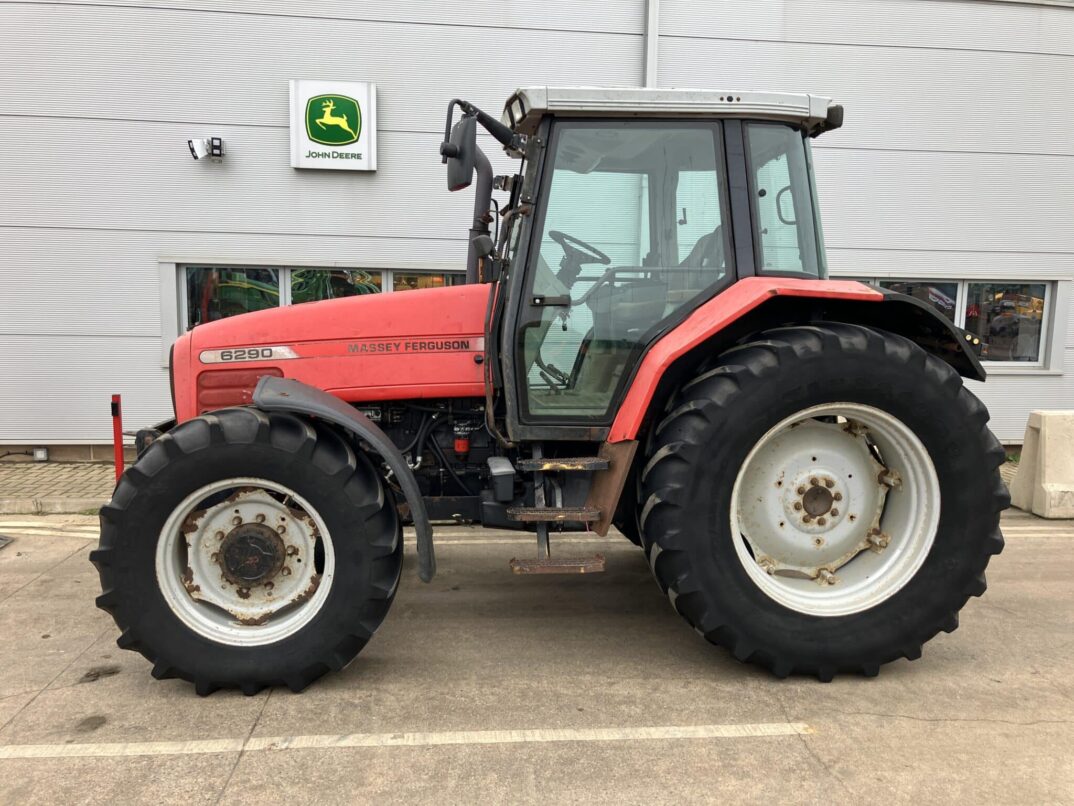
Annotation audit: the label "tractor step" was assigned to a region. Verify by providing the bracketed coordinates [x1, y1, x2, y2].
[507, 506, 601, 523]
[516, 456, 609, 472]
[509, 554, 606, 574]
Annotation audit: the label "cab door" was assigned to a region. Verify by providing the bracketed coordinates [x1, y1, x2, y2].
[505, 120, 734, 438]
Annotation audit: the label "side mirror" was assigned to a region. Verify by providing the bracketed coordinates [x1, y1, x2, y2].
[444, 115, 477, 192]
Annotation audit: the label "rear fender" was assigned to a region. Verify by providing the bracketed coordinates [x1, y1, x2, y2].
[609, 278, 985, 443]
[252, 376, 435, 582]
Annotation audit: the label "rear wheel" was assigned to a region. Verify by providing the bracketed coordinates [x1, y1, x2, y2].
[91, 407, 402, 695]
[640, 323, 1007, 679]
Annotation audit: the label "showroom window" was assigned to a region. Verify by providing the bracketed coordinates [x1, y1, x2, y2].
[181, 266, 460, 331]
[846, 278, 1052, 366]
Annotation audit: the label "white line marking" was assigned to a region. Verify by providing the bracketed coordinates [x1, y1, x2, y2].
[404, 537, 621, 546]
[0, 521, 99, 529]
[0, 723, 811, 760]
[0, 530, 99, 540]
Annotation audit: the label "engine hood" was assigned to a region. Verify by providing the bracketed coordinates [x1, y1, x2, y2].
[174, 284, 490, 421]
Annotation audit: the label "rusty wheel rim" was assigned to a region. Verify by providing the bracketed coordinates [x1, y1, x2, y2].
[155, 478, 335, 646]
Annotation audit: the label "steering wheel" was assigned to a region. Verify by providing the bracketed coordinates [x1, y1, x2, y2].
[549, 230, 611, 266]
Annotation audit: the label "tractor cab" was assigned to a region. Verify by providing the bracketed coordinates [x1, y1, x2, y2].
[440, 88, 844, 439]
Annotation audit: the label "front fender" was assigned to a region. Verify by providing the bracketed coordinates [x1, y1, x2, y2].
[252, 376, 435, 582]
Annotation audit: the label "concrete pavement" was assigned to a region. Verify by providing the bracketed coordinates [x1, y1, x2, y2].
[0, 464, 115, 515]
[0, 511, 1070, 805]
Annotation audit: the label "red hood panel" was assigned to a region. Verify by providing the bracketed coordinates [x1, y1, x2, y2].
[177, 284, 490, 420]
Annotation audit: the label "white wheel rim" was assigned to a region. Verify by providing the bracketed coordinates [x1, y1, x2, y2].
[155, 477, 335, 646]
[729, 403, 940, 617]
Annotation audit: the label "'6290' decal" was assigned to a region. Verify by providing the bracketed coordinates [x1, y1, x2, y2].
[199, 346, 299, 364]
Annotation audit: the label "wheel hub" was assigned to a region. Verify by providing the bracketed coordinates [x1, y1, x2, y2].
[219, 524, 286, 587]
[781, 471, 847, 534]
[739, 417, 891, 581]
[802, 484, 833, 517]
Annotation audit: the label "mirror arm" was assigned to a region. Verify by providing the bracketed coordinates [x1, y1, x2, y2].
[440, 99, 468, 163]
[466, 145, 494, 284]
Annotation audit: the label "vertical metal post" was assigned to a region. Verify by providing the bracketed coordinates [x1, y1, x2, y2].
[111, 394, 124, 483]
[531, 444, 550, 559]
[644, 0, 660, 88]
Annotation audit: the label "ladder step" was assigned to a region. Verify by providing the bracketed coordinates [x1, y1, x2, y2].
[507, 507, 601, 523]
[510, 554, 606, 574]
[516, 457, 609, 472]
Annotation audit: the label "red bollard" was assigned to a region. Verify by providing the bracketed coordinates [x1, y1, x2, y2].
[111, 394, 124, 483]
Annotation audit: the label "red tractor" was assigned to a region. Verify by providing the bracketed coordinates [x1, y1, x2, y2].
[92, 87, 1006, 695]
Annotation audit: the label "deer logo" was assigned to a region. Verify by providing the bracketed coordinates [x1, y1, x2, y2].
[316, 99, 356, 138]
[304, 94, 362, 146]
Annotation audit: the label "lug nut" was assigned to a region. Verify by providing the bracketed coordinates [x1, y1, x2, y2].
[215, 531, 225, 540]
[868, 532, 891, 550]
[817, 517, 827, 526]
[830, 508, 839, 516]
[277, 525, 287, 534]
[803, 514, 813, 523]
[824, 478, 834, 488]
[797, 486, 806, 495]
[833, 492, 843, 501]
[793, 502, 803, 511]
[255, 514, 265, 523]
[232, 516, 242, 526]
[809, 477, 819, 486]
[817, 569, 837, 585]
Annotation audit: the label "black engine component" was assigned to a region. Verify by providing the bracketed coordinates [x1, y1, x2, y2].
[359, 399, 497, 504]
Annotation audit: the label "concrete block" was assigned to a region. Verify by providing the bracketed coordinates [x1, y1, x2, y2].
[1010, 410, 1074, 518]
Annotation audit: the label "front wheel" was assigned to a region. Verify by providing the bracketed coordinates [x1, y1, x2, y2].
[91, 407, 402, 695]
[640, 323, 1008, 680]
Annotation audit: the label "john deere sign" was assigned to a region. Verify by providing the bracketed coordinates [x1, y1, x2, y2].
[290, 81, 376, 171]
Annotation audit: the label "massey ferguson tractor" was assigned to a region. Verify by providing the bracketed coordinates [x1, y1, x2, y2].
[91, 87, 1007, 695]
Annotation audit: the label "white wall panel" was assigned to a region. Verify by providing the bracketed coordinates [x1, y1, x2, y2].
[812, 149, 1074, 254]
[0, 4, 643, 134]
[25, 0, 646, 35]
[0, 119, 518, 240]
[660, 0, 1074, 56]
[827, 248, 1074, 280]
[0, 335, 173, 442]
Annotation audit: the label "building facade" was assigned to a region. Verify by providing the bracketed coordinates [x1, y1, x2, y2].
[2, 0, 1072, 448]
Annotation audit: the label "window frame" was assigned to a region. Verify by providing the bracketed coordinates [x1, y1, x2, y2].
[839, 276, 1057, 372]
[962, 280, 1053, 370]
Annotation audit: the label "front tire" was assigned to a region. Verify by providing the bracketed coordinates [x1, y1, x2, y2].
[90, 407, 402, 695]
[640, 323, 1007, 680]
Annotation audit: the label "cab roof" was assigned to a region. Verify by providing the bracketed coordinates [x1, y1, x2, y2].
[502, 86, 841, 138]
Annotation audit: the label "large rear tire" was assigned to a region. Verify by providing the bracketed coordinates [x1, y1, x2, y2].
[640, 323, 1007, 680]
[91, 407, 402, 695]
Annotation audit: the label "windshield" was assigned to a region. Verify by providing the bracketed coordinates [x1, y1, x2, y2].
[744, 122, 825, 277]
